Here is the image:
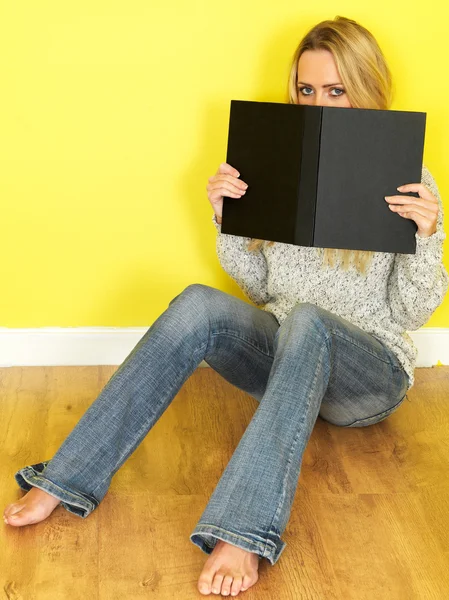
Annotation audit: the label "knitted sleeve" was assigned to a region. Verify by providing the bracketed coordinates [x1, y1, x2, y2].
[211, 213, 271, 306]
[386, 165, 449, 331]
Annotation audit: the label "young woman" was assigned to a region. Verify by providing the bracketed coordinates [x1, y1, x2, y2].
[4, 15, 447, 598]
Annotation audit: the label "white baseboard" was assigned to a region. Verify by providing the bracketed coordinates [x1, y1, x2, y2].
[0, 327, 447, 368]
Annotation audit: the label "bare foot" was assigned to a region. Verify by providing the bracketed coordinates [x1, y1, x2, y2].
[197, 539, 260, 596]
[3, 487, 61, 527]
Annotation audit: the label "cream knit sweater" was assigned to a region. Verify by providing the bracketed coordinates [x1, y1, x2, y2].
[211, 164, 448, 391]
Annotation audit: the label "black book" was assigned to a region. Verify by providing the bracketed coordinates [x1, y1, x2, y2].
[221, 100, 426, 254]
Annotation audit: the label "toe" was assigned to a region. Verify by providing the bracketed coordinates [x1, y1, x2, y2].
[241, 572, 257, 592]
[220, 574, 234, 596]
[6, 504, 38, 527]
[211, 573, 224, 594]
[198, 581, 211, 595]
[198, 568, 215, 595]
[4, 502, 20, 518]
[230, 575, 243, 596]
[4, 502, 25, 522]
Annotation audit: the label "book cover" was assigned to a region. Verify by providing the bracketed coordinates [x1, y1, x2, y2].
[221, 100, 426, 254]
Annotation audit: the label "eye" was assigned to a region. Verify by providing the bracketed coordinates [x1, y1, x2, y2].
[298, 86, 345, 98]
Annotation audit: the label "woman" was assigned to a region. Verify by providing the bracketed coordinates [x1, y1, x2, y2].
[4, 15, 448, 598]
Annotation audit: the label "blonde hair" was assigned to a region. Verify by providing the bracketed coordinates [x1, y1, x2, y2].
[248, 15, 394, 275]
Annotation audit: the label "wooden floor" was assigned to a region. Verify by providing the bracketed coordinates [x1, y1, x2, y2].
[1, 365, 448, 600]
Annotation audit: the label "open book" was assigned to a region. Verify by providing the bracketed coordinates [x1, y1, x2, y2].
[222, 100, 426, 254]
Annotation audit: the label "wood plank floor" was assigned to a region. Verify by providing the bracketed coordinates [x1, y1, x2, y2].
[1, 365, 448, 599]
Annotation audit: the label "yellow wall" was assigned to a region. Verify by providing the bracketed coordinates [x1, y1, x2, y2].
[0, 1, 448, 327]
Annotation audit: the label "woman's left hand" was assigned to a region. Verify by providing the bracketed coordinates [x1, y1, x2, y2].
[385, 183, 439, 238]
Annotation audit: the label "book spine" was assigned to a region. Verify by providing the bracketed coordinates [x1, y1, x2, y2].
[294, 106, 322, 246]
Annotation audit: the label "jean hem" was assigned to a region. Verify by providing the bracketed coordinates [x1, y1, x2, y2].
[189, 523, 286, 566]
[14, 463, 97, 518]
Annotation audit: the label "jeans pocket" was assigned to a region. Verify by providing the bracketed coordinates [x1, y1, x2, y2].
[346, 367, 409, 428]
[346, 393, 407, 427]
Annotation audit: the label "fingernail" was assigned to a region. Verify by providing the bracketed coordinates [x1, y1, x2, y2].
[397, 186, 404, 190]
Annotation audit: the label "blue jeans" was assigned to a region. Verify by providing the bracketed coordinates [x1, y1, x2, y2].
[14, 284, 409, 565]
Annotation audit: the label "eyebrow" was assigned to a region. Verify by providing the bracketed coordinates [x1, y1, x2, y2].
[297, 81, 344, 88]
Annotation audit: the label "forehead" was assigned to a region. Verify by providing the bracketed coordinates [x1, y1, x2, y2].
[297, 49, 341, 82]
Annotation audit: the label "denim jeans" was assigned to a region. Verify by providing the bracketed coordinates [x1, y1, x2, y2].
[14, 284, 409, 566]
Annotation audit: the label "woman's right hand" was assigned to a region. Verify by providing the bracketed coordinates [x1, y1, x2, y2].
[206, 162, 249, 222]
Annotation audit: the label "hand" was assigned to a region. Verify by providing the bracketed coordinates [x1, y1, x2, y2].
[206, 162, 248, 221]
[385, 183, 439, 238]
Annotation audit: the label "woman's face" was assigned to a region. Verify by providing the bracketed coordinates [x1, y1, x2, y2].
[296, 49, 352, 108]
